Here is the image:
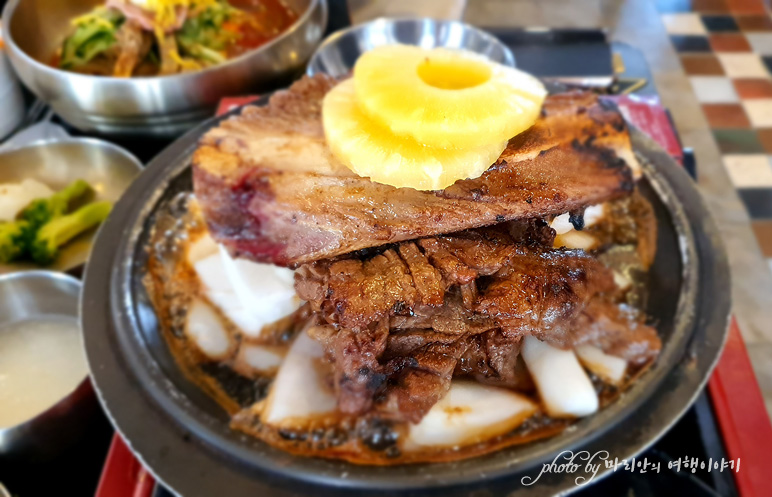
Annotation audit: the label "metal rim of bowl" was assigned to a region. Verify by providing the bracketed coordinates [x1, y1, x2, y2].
[0, 136, 144, 170]
[306, 16, 516, 77]
[1, 0, 326, 84]
[81, 103, 730, 496]
[0, 270, 88, 435]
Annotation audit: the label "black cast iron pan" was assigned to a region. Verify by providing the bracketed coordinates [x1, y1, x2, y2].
[81, 94, 730, 496]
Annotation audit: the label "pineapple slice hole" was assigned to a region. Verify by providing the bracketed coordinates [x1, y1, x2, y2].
[416, 57, 492, 90]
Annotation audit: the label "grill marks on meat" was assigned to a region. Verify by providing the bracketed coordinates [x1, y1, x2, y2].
[297, 222, 556, 331]
[309, 324, 389, 415]
[380, 332, 470, 423]
[455, 331, 533, 390]
[295, 224, 657, 422]
[193, 75, 637, 267]
[306, 243, 443, 331]
[474, 249, 616, 337]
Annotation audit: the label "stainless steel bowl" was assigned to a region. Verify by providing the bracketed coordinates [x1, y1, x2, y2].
[81, 99, 730, 496]
[0, 271, 98, 461]
[0, 138, 142, 274]
[307, 17, 515, 78]
[2, 0, 327, 137]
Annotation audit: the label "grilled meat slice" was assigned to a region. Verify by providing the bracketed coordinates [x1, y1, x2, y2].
[296, 225, 657, 423]
[454, 330, 533, 391]
[296, 227, 614, 334]
[308, 323, 389, 416]
[193, 75, 638, 267]
[568, 301, 661, 366]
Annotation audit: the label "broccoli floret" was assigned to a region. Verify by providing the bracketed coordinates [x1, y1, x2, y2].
[20, 179, 93, 230]
[0, 221, 31, 263]
[30, 201, 112, 265]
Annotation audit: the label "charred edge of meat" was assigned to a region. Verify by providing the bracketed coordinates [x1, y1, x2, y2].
[569, 208, 586, 231]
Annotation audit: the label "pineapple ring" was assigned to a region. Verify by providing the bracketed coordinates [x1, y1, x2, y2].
[323, 79, 507, 191]
[354, 45, 547, 150]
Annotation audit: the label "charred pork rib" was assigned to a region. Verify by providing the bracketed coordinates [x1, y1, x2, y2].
[193, 75, 638, 267]
[296, 225, 660, 423]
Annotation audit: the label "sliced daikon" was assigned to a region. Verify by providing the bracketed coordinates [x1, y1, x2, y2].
[193, 252, 232, 293]
[193, 252, 284, 335]
[235, 343, 285, 375]
[187, 232, 219, 264]
[550, 213, 575, 235]
[406, 381, 537, 450]
[185, 298, 233, 360]
[261, 330, 337, 428]
[550, 204, 606, 236]
[522, 336, 598, 418]
[575, 345, 627, 385]
[553, 231, 598, 251]
[583, 204, 606, 227]
[218, 245, 300, 338]
[0, 179, 54, 222]
[612, 270, 632, 291]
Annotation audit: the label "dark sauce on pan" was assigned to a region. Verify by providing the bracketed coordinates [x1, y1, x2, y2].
[144, 191, 658, 465]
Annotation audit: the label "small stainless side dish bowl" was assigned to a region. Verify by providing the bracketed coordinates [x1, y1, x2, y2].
[0, 138, 142, 274]
[2, 0, 327, 137]
[307, 17, 515, 78]
[0, 271, 97, 461]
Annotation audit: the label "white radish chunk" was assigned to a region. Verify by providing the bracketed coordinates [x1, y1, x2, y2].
[193, 252, 293, 336]
[549, 204, 606, 236]
[194, 252, 233, 293]
[583, 204, 606, 227]
[187, 232, 219, 264]
[235, 344, 284, 375]
[554, 231, 598, 251]
[194, 253, 264, 333]
[575, 345, 628, 386]
[522, 336, 598, 418]
[218, 245, 300, 338]
[550, 213, 574, 235]
[185, 298, 233, 360]
[0, 179, 54, 221]
[612, 270, 632, 291]
[406, 381, 537, 450]
[261, 330, 337, 428]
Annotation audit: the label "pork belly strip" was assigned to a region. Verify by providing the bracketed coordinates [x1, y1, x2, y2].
[193, 74, 637, 267]
[297, 226, 660, 422]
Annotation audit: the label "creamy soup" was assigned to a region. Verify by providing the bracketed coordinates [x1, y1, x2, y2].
[0, 317, 87, 428]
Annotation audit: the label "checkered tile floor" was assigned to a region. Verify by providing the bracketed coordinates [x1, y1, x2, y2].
[658, 0, 772, 269]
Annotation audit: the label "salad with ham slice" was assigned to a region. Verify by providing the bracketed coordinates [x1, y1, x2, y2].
[54, 0, 296, 77]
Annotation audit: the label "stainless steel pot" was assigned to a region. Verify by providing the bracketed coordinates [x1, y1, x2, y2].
[0, 271, 98, 461]
[2, 0, 327, 137]
[81, 102, 730, 495]
[307, 17, 515, 78]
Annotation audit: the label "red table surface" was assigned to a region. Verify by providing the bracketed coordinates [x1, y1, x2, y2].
[95, 95, 772, 497]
